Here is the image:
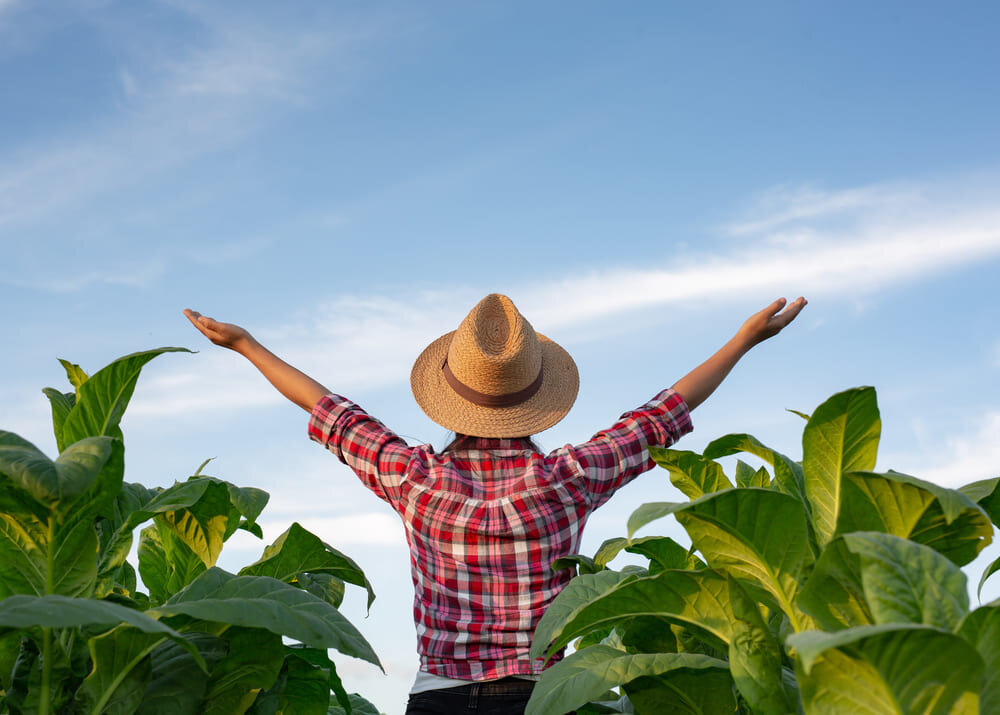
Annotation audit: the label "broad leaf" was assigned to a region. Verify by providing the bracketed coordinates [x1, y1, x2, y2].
[202, 627, 284, 715]
[139, 523, 207, 604]
[0, 594, 205, 669]
[838, 471, 992, 565]
[843, 531, 968, 629]
[735, 460, 770, 488]
[526, 645, 730, 715]
[790, 624, 982, 715]
[41, 388, 74, 447]
[59, 347, 190, 449]
[75, 625, 159, 715]
[625, 536, 701, 573]
[802, 387, 880, 547]
[250, 650, 331, 715]
[672, 488, 813, 624]
[959, 476, 1000, 529]
[326, 693, 381, 715]
[958, 601, 1000, 715]
[533, 569, 734, 663]
[240, 522, 375, 608]
[530, 570, 638, 661]
[296, 572, 346, 608]
[726, 575, 797, 713]
[703, 433, 808, 511]
[796, 536, 873, 631]
[648, 447, 732, 500]
[138, 632, 229, 714]
[623, 668, 736, 714]
[149, 568, 381, 668]
[626, 501, 685, 539]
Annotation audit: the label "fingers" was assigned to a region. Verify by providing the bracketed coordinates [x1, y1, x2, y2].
[773, 296, 807, 328]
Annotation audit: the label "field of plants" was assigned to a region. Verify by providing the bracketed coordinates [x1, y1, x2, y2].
[0, 349, 381, 714]
[3, 349, 999, 714]
[524, 387, 1000, 714]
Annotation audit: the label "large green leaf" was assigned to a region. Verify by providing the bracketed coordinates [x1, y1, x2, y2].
[240, 522, 374, 610]
[959, 476, 1000, 529]
[249, 649, 332, 715]
[526, 645, 730, 715]
[796, 536, 873, 631]
[802, 387, 880, 547]
[790, 624, 982, 715]
[41, 388, 75, 447]
[59, 347, 191, 449]
[623, 668, 736, 714]
[148, 568, 381, 668]
[843, 531, 968, 629]
[838, 471, 992, 565]
[703, 433, 808, 510]
[326, 693, 381, 715]
[647, 447, 732, 500]
[139, 522, 208, 604]
[74, 625, 159, 715]
[726, 575, 797, 714]
[958, 601, 1000, 715]
[202, 627, 284, 715]
[530, 570, 638, 661]
[0, 434, 114, 511]
[137, 632, 229, 715]
[626, 502, 686, 540]
[532, 569, 734, 663]
[0, 594, 205, 669]
[672, 488, 813, 626]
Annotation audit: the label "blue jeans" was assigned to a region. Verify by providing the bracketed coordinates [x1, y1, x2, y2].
[404, 677, 570, 714]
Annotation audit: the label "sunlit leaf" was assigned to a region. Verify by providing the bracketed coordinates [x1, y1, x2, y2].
[648, 447, 732, 500]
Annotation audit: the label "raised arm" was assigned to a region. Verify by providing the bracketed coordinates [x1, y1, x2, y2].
[671, 297, 807, 411]
[183, 309, 330, 412]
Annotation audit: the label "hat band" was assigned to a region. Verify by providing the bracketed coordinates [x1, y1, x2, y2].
[441, 358, 544, 408]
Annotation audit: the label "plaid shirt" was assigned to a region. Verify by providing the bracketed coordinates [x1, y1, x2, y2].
[308, 389, 692, 680]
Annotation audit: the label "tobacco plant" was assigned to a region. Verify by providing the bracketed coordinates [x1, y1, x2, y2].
[0, 348, 382, 714]
[527, 387, 1000, 714]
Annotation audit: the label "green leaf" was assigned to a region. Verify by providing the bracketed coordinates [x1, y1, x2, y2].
[979, 555, 1000, 600]
[525, 645, 730, 715]
[0, 433, 114, 510]
[790, 624, 982, 715]
[41, 388, 75, 448]
[251, 650, 331, 715]
[296, 572, 346, 608]
[149, 568, 381, 668]
[0, 594, 205, 669]
[326, 693, 381, 715]
[843, 531, 968, 629]
[530, 570, 638, 661]
[241, 523, 374, 609]
[958, 601, 1000, 715]
[734, 460, 770, 488]
[59, 358, 90, 393]
[802, 387, 881, 547]
[279, 645, 352, 714]
[532, 569, 734, 662]
[60, 347, 191, 449]
[726, 575, 796, 713]
[626, 501, 685, 540]
[75, 625, 159, 715]
[552, 554, 602, 575]
[959, 476, 1000, 529]
[137, 632, 229, 714]
[139, 523, 207, 604]
[838, 471, 993, 566]
[623, 668, 736, 714]
[703, 433, 808, 510]
[672, 488, 813, 625]
[625, 536, 701, 573]
[796, 536, 873, 631]
[202, 627, 284, 715]
[648, 447, 732, 500]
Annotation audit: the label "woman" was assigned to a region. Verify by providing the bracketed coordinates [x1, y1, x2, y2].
[185, 293, 806, 714]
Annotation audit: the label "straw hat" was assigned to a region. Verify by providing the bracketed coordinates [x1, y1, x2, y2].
[410, 294, 579, 438]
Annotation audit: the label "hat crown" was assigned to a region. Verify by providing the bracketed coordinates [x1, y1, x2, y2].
[446, 294, 542, 397]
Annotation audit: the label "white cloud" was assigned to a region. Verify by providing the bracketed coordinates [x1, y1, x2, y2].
[129, 176, 1000, 418]
[0, 5, 373, 233]
[891, 411, 1000, 489]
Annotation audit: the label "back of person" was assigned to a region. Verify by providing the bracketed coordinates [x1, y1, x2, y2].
[185, 292, 805, 714]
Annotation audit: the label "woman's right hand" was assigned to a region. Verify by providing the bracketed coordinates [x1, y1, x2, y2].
[183, 309, 253, 352]
[736, 297, 807, 350]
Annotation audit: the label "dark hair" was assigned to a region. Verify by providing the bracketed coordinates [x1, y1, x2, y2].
[442, 433, 543, 454]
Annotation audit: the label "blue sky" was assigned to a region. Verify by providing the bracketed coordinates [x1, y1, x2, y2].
[3, 1, 1000, 710]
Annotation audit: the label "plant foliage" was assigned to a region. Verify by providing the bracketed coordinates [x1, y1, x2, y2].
[0, 349, 382, 715]
[528, 386, 999, 714]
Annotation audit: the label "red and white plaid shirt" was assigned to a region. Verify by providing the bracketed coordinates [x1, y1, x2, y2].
[308, 389, 692, 680]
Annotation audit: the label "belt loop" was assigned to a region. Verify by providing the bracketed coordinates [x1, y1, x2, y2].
[467, 681, 480, 710]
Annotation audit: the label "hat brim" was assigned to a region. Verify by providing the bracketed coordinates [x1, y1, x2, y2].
[410, 330, 579, 438]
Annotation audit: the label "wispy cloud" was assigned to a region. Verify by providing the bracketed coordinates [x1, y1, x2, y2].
[131, 175, 1000, 417]
[0, 4, 372, 233]
[896, 411, 1000, 488]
